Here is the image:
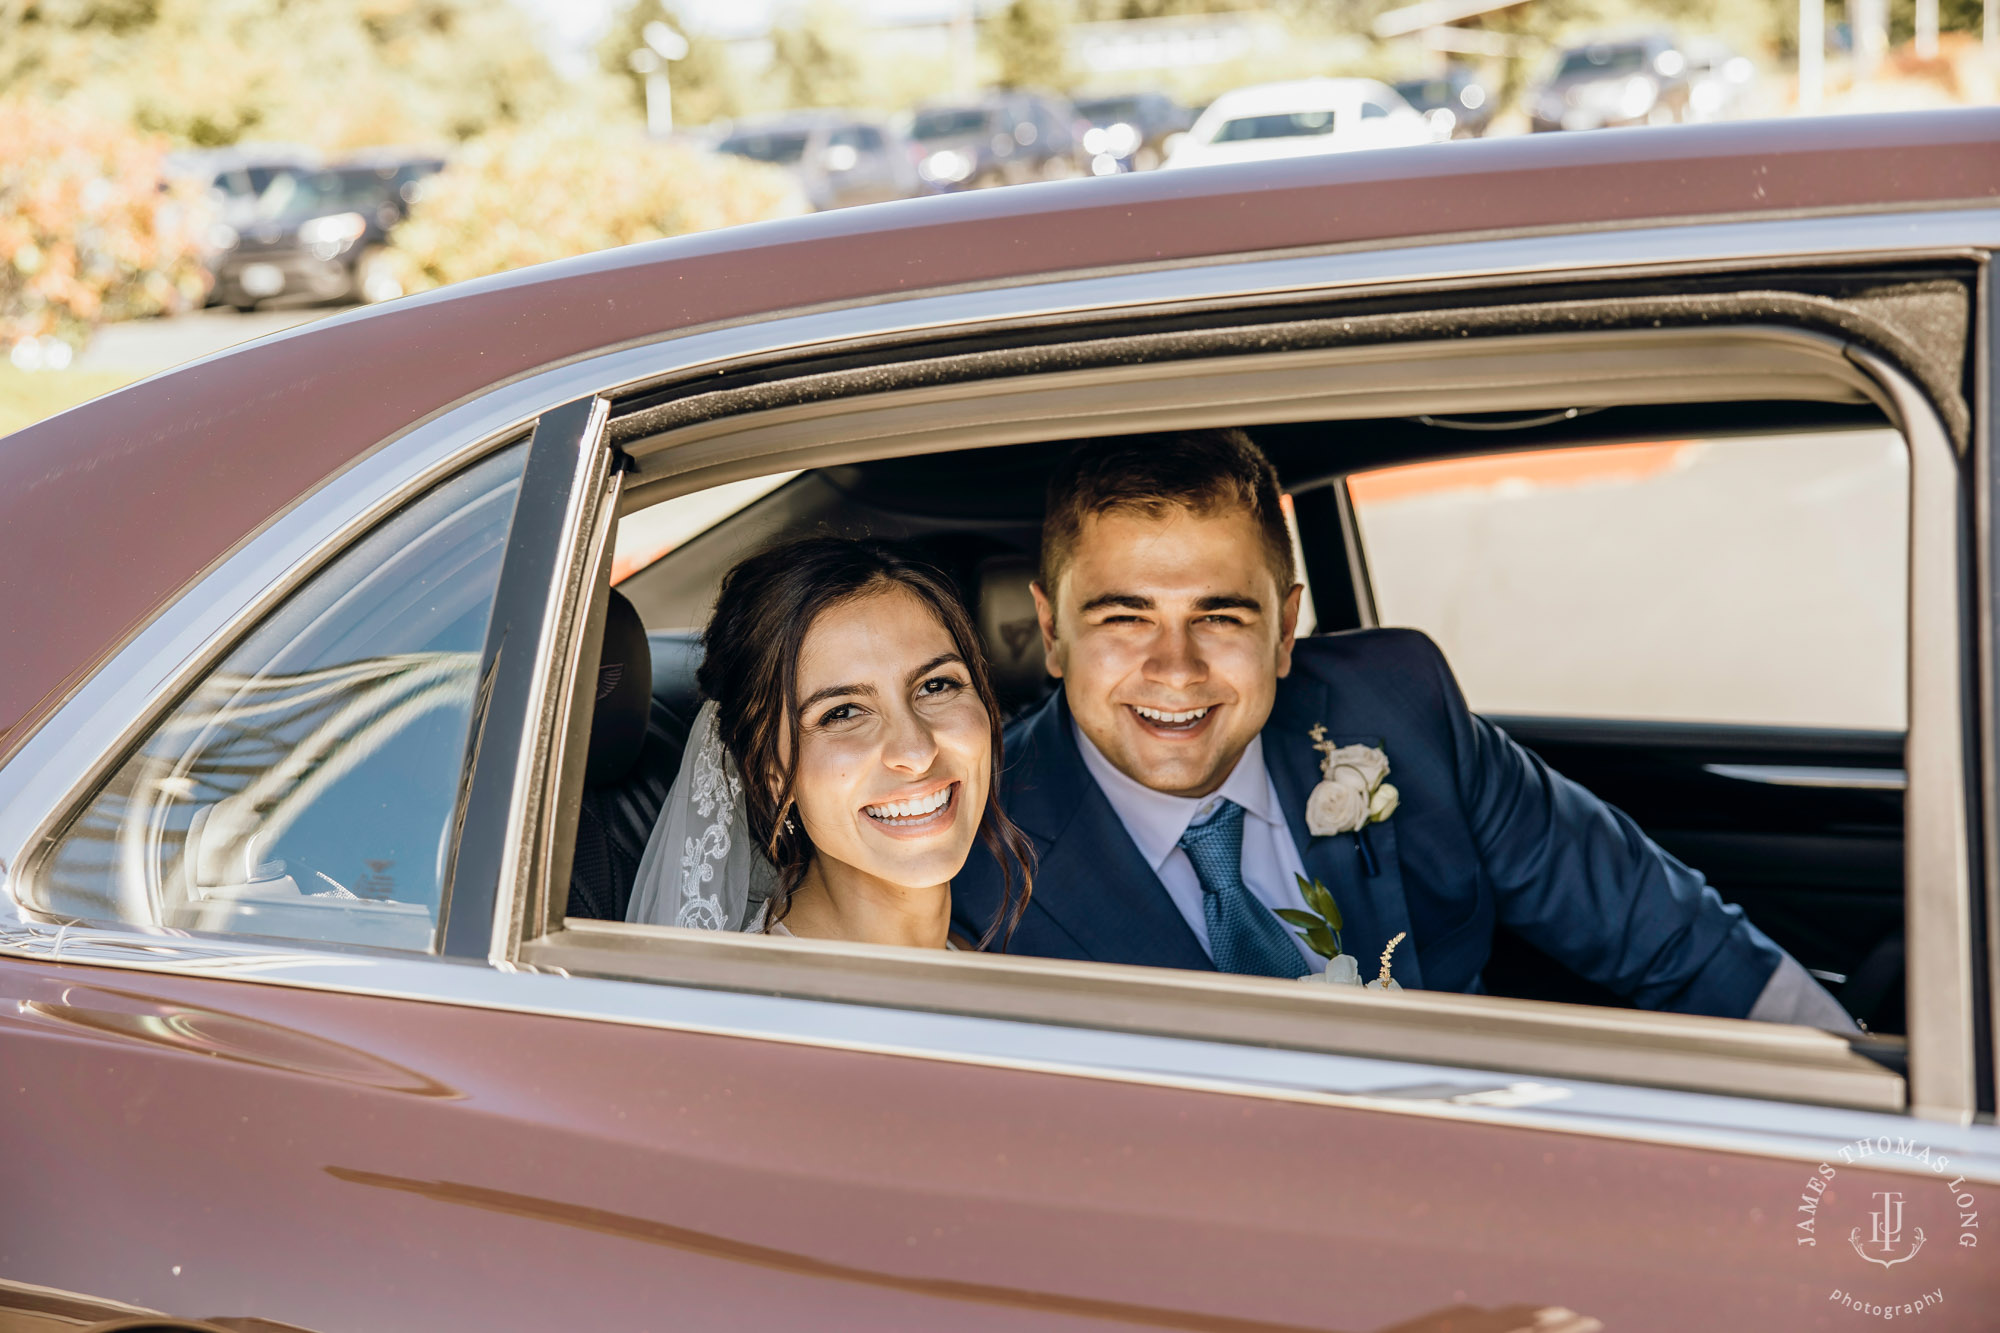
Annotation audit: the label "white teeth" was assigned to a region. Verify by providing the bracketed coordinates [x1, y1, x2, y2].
[865, 786, 952, 820]
[1134, 705, 1211, 725]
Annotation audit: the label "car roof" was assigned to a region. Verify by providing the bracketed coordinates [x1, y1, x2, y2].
[4, 108, 1997, 762]
[1205, 78, 1394, 116]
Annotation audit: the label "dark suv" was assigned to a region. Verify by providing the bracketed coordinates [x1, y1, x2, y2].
[716, 112, 921, 210]
[1393, 67, 1496, 139]
[909, 91, 1086, 190]
[1530, 34, 1693, 133]
[1072, 92, 1193, 172]
[209, 156, 443, 311]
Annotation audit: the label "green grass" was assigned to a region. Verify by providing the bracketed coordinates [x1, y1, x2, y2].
[0, 366, 142, 439]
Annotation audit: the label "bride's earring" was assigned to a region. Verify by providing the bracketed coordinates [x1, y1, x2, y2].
[783, 809, 797, 835]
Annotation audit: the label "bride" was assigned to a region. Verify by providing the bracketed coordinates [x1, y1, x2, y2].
[627, 536, 1033, 948]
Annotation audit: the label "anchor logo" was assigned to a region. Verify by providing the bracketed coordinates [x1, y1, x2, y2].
[1849, 1191, 1926, 1268]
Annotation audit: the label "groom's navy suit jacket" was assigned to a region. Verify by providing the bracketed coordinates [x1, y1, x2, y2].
[953, 629, 1785, 1018]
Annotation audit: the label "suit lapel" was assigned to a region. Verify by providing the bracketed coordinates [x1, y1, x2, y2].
[1006, 694, 1214, 971]
[1267, 673, 1423, 990]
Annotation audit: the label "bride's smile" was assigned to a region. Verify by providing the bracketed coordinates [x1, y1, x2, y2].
[861, 779, 960, 834]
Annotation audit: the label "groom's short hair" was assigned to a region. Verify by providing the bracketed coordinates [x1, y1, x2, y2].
[1039, 428, 1295, 597]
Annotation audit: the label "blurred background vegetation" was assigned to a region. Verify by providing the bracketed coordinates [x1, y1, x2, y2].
[385, 119, 806, 291]
[2, 0, 1994, 436]
[5, 0, 565, 148]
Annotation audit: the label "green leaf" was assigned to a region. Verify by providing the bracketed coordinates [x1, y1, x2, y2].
[1274, 908, 1324, 930]
[1305, 882, 1343, 932]
[1304, 923, 1340, 959]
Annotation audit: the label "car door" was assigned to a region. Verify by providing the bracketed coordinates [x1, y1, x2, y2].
[513, 246, 1993, 1325]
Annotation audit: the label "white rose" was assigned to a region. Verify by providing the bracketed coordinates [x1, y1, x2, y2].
[1368, 782, 1400, 823]
[1364, 976, 1403, 991]
[1306, 778, 1368, 836]
[1329, 763, 1370, 794]
[1322, 953, 1362, 985]
[1322, 744, 1389, 793]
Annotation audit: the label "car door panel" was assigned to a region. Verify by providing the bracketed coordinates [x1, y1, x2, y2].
[6, 957, 1992, 1332]
[1485, 717, 1905, 1028]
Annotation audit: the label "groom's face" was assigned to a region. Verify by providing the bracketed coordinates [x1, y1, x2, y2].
[1034, 502, 1301, 799]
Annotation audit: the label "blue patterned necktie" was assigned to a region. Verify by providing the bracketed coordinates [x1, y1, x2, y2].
[1178, 800, 1310, 979]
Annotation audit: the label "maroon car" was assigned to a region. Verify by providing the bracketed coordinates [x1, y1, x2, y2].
[3, 111, 1997, 1332]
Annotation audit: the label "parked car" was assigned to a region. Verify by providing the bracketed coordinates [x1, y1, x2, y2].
[1164, 78, 1437, 170]
[1393, 65, 1496, 139]
[4, 110, 2000, 1332]
[715, 111, 921, 210]
[1684, 39, 1758, 122]
[1072, 91, 1194, 173]
[908, 90, 1086, 189]
[207, 156, 442, 310]
[166, 145, 323, 300]
[1530, 33, 1694, 132]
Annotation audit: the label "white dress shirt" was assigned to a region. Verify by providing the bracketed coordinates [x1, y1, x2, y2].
[1073, 722, 1323, 972]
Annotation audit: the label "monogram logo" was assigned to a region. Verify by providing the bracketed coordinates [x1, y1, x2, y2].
[1850, 1190, 1926, 1268]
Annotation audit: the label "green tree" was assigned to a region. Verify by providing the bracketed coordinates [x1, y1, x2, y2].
[987, 0, 1073, 89]
[5, 0, 565, 149]
[768, 3, 868, 109]
[1889, 0, 1987, 41]
[1075, 0, 1246, 19]
[597, 0, 748, 129]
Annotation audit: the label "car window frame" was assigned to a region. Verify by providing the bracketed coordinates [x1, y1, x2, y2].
[510, 318, 1972, 1119]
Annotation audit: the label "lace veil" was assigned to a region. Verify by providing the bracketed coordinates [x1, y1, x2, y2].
[626, 700, 775, 931]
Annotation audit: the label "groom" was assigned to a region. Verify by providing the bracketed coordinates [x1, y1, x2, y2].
[952, 428, 1852, 1026]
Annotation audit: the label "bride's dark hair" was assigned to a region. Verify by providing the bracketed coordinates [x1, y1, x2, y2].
[698, 535, 1033, 945]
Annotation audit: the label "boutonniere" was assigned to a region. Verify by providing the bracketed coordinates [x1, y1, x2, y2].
[1304, 725, 1399, 837]
[1279, 875, 1406, 990]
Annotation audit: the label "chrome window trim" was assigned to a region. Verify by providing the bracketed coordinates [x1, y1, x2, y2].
[0, 207, 1990, 1139]
[1982, 260, 2000, 1115]
[1847, 345, 1980, 1124]
[0, 923, 1993, 1183]
[1702, 764, 1909, 791]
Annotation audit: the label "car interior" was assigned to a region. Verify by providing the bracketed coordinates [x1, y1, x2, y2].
[571, 385, 1916, 1045]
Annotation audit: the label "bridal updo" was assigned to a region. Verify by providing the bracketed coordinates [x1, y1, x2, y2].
[698, 536, 1033, 944]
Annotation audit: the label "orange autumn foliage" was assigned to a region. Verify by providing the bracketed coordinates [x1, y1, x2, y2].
[0, 100, 212, 349]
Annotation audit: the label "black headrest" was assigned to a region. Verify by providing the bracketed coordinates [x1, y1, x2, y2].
[586, 589, 652, 787]
[975, 554, 1048, 708]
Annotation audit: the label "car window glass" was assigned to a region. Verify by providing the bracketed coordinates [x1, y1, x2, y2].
[829, 126, 865, 149]
[1078, 97, 1144, 124]
[1361, 100, 1389, 119]
[33, 443, 528, 951]
[1347, 430, 1908, 728]
[718, 132, 812, 165]
[1557, 45, 1647, 77]
[911, 108, 990, 140]
[1212, 110, 1338, 143]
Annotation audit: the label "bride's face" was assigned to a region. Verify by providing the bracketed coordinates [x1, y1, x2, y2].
[784, 585, 992, 895]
